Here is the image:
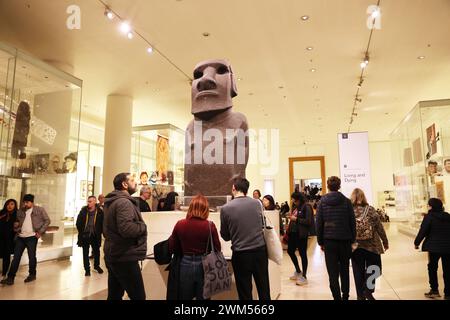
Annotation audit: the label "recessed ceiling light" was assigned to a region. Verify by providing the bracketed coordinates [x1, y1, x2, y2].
[237, 77, 242, 81]
[312, 85, 318, 89]
[310, 68, 316, 72]
[278, 86, 284, 89]
[127, 32, 134, 39]
[147, 47, 153, 54]
[306, 46, 314, 51]
[202, 32, 210, 37]
[301, 15, 310, 21]
[417, 56, 425, 60]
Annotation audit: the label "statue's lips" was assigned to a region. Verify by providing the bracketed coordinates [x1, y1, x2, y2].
[195, 91, 219, 99]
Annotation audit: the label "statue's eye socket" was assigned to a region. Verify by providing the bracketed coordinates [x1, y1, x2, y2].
[217, 65, 228, 75]
[193, 70, 203, 79]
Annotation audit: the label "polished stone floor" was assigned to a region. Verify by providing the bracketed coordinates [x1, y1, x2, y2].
[0, 223, 445, 300]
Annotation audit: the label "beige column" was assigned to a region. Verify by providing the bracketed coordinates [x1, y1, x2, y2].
[102, 95, 133, 194]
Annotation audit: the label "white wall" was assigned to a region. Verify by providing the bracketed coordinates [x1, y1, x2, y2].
[246, 140, 394, 208]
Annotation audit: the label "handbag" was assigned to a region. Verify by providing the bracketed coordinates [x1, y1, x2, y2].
[202, 222, 232, 299]
[262, 208, 283, 265]
[154, 239, 172, 265]
[356, 206, 373, 241]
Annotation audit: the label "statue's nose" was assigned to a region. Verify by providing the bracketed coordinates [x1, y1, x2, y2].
[197, 69, 217, 91]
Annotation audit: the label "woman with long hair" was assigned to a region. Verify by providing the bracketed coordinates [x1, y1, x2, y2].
[287, 192, 314, 286]
[0, 199, 18, 279]
[168, 194, 221, 300]
[351, 188, 389, 300]
[262, 195, 276, 211]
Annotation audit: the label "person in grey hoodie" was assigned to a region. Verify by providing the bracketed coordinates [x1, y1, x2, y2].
[103, 173, 147, 300]
[316, 176, 356, 301]
[415, 198, 450, 300]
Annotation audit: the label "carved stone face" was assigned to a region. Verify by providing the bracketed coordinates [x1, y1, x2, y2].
[191, 59, 237, 116]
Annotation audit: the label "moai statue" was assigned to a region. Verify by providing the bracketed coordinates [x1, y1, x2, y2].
[184, 59, 249, 197]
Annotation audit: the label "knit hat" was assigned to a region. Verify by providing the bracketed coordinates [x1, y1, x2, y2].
[23, 194, 35, 203]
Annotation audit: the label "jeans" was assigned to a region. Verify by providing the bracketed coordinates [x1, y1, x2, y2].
[8, 236, 38, 278]
[287, 233, 309, 277]
[231, 246, 271, 300]
[323, 240, 352, 300]
[82, 240, 100, 271]
[428, 252, 450, 296]
[351, 248, 382, 298]
[179, 255, 206, 300]
[106, 261, 146, 300]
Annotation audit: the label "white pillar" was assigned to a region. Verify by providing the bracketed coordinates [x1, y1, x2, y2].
[102, 95, 133, 194]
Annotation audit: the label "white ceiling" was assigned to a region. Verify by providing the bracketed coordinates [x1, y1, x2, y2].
[1, 0, 450, 147]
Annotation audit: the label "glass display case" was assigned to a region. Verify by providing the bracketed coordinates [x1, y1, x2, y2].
[131, 124, 185, 211]
[0, 42, 82, 255]
[390, 99, 450, 231]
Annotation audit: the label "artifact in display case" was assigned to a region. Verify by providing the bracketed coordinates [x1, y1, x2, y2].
[184, 59, 249, 197]
[176, 195, 232, 212]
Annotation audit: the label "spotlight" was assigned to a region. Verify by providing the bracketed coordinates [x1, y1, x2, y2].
[371, 8, 380, 19]
[104, 7, 114, 20]
[120, 22, 131, 34]
[357, 79, 364, 88]
[147, 47, 153, 54]
[127, 32, 134, 39]
[301, 15, 310, 21]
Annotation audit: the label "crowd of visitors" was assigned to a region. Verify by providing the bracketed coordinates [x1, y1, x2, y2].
[1, 172, 448, 302]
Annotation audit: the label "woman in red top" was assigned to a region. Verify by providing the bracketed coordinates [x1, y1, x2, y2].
[168, 194, 221, 300]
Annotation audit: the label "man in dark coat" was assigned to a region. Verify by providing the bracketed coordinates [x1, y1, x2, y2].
[76, 195, 104, 276]
[103, 172, 147, 300]
[316, 176, 356, 301]
[415, 198, 450, 300]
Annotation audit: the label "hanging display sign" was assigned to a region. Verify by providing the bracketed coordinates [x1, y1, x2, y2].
[338, 132, 374, 204]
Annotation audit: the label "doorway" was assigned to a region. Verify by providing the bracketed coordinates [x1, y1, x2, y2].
[289, 156, 326, 199]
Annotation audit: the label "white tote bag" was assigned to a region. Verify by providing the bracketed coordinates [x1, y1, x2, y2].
[261, 206, 283, 265]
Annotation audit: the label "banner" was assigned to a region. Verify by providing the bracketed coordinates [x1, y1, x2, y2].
[338, 132, 373, 205]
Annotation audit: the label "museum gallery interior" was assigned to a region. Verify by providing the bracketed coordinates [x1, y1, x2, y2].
[0, 0, 450, 302]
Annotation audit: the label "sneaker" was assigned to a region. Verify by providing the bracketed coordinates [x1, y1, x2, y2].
[24, 275, 36, 283]
[289, 272, 302, 280]
[85, 270, 91, 277]
[296, 276, 308, 286]
[93, 267, 104, 274]
[0, 277, 14, 285]
[424, 290, 441, 298]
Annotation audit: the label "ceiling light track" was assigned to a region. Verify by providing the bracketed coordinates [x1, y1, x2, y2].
[97, 0, 192, 82]
[348, 0, 381, 133]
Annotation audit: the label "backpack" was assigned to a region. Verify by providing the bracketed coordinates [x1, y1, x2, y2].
[356, 206, 373, 241]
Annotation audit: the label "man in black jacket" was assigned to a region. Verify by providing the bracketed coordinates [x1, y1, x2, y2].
[316, 176, 356, 300]
[76, 195, 104, 276]
[103, 173, 148, 300]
